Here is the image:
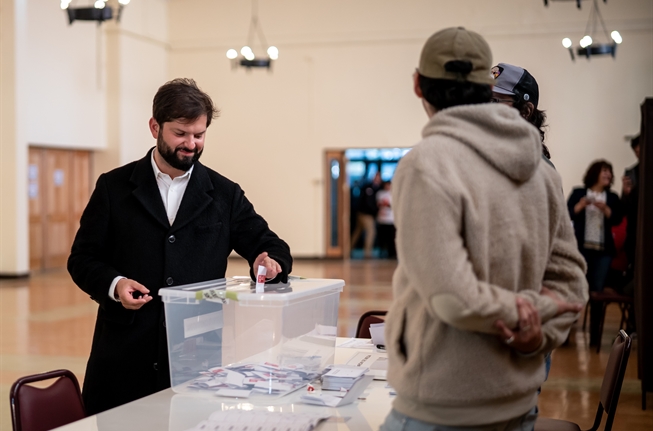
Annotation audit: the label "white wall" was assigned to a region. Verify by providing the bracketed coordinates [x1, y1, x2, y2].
[0, 0, 167, 274]
[1, 0, 651, 272]
[98, 0, 168, 174]
[0, 0, 22, 274]
[167, 0, 653, 257]
[21, 0, 107, 150]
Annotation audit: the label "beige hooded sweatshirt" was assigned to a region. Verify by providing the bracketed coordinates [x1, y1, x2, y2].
[386, 103, 588, 426]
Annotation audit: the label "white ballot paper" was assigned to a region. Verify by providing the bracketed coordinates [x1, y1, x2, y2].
[256, 265, 267, 293]
[300, 374, 374, 407]
[346, 352, 388, 380]
[187, 361, 317, 397]
[369, 322, 385, 346]
[323, 365, 368, 379]
[185, 410, 331, 431]
[337, 338, 374, 349]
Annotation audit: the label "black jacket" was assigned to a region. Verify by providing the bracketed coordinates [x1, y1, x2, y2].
[68, 149, 292, 414]
[567, 187, 623, 256]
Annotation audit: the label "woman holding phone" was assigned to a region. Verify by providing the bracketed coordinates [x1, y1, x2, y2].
[567, 160, 623, 346]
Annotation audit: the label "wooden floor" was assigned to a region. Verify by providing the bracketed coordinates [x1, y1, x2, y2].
[1, 258, 651, 430]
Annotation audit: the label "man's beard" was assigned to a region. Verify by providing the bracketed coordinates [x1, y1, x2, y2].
[157, 134, 202, 172]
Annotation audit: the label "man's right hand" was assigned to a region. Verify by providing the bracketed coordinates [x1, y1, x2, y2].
[115, 278, 152, 310]
[541, 286, 584, 316]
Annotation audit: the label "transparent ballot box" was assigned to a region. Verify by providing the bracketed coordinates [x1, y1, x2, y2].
[159, 277, 344, 397]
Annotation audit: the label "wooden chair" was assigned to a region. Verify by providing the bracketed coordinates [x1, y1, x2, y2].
[10, 369, 85, 431]
[355, 310, 387, 339]
[535, 330, 632, 431]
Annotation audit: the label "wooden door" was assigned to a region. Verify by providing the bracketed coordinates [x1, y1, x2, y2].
[324, 150, 349, 258]
[28, 148, 92, 271]
[28, 150, 45, 270]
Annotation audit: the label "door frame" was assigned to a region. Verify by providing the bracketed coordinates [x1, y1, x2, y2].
[324, 150, 349, 258]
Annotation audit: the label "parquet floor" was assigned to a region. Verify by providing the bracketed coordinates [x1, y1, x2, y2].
[1, 258, 651, 430]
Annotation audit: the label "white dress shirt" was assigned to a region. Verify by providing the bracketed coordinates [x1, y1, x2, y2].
[108, 150, 194, 301]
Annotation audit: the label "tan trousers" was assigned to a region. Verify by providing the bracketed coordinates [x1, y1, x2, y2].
[351, 213, 376, 257]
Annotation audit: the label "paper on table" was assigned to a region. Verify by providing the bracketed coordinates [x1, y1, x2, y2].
[300, 374, 374, 407]
[225, 370, 245, 387]
[337, 338, 374, 349]
[369, 322, 385, 346]
[323, 365, 368, 379]
[345, 352, 388, 380]
[215, 388, 252, 398]
[186, 410, 331, 431]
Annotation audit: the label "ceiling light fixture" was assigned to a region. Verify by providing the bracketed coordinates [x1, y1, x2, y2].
[226, 0, 278, 70]
[547, 0, 621, 61]
[61, 0, 131, 25]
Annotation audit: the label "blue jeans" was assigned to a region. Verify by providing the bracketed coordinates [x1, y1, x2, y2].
[582, 249, 612, 293]
[582, 249, 612, 345]
[379, 407, 538, 431]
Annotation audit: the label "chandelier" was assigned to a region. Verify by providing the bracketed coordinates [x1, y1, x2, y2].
[60, 0, 131, 24]
[546, 0, 622, 60]
[226, 0, 278, 70]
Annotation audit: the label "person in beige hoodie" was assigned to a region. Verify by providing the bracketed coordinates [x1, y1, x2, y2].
[381, 27, 588, 431]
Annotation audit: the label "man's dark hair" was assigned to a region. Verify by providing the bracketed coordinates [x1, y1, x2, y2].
[153, 78, 219, 127]
[583, 160, 614, 189]
[631, 135, 640, 149]
[418, 74, 492, 111]
[512, 97, 550, 159]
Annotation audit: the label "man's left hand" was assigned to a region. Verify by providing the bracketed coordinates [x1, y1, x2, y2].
[253, 252, 282, 280]
[495, 297, 543, 354]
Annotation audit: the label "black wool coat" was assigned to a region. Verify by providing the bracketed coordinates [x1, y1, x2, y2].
[68, 149, 292, 415]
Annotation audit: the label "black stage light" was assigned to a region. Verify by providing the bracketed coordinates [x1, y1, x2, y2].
[239, 58, 272, 69]
[577, 43, 617, 58]
[552, 0, 622, 61]
[66, 7, 113, 25]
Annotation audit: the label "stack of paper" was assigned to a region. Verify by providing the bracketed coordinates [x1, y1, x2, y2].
[321, 365, 368, 391]
[186, 361, 320, 397]
[185, 410, 331, 431]
[300, 374, 374, 407]
[345, 352, 388, 380]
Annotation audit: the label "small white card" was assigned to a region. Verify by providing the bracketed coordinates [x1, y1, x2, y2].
[300, 374, 374, 407]
[225, 371, 245, 387]
[256, 265, 267, 293]
[323, 365, 367, 379]
[369, 322, 385, 346]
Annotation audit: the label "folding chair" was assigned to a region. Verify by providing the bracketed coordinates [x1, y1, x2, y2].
[583, 289, 634, 353]
[355, 310, 387, 339]
[10, 369, 85, 431]
[535, 330, 632, 431]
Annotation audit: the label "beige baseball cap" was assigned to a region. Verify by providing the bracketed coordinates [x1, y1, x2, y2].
[418, 27, 494, 85]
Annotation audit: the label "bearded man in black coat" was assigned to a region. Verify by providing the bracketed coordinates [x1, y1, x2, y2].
[68, 78, 292, 415]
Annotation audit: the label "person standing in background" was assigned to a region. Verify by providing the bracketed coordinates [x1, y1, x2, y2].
[620, 136, 640, 333]
[567, 160, 622, 346]
[351, 171, 382, 258]
[622, 136, 640, 269]
[490, 62, 552, 165]
[375, 181, 396, 259]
